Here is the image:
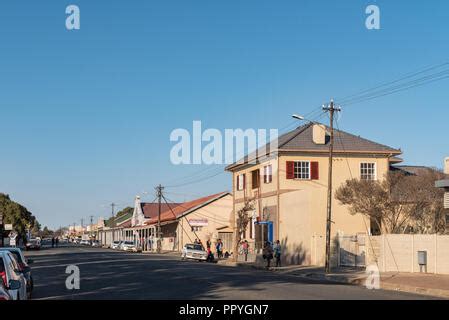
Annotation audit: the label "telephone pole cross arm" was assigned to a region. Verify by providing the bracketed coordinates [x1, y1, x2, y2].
[323, 100, 341, 274]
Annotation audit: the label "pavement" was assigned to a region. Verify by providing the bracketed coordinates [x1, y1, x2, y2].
[22, 244, 438, 300]
[217, 260, 449, 299]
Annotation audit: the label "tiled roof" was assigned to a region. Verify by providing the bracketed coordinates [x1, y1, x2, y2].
[145, 192, 229, 225]
[226, 122, 401, 170]
[391, 165, 436, 176]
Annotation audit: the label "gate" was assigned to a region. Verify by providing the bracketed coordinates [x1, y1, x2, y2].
[339, 234, 366, 267]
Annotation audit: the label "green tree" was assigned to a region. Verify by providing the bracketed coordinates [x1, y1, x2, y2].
[0, 193, 38, 242]
[105, 206, 133, 226]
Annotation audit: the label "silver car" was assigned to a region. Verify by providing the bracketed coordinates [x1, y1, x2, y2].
[181, 244, 208, 261]
[120, 241, 140, 252]
[111, 241, 122, 250]
[0, 251, 27, 300]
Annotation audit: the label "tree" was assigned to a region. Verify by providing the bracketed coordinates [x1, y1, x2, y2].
[0, 193, 38, 242]
[335, 170, 446, 234]
[105, 206, 133, 226]
[233, 200, 255, 261]
[41, 226, 54, 238]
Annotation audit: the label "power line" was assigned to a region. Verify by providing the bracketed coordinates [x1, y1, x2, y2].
[337, 69, 449, 106]
[335, 61, 449, 103]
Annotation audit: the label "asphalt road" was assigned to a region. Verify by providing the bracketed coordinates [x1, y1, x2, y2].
[24, 245, 436, 300]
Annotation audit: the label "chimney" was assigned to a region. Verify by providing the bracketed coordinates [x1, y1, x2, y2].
[445, 157, 449, 175]
[312, 124, 327, 145]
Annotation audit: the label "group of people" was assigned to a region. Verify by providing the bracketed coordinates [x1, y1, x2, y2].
[263, 240, 282, 269]
[51, 237, 59, 248]
[193, 238, 228, 262]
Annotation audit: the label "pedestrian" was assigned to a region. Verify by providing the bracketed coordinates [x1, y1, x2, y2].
[274, 240, 281, 267]
[51, 237, 55, 248]
[206, 239, 211, 254]
[215, 239, 223, 259]
[56, 237, 59, 247]
[262, 241, 273, 269]
[242, 240, 249, 262]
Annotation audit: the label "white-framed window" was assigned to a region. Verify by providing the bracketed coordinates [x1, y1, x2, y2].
[264, 164, 273, 184]
[360, 162, 376, 180]
[236, 173, 245, 191]
[294, 161, 310, 179]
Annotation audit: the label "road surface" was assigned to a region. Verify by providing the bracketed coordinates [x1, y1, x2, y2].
[24, 245, 436, 300]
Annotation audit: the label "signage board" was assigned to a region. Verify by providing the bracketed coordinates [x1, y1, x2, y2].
[188, 218, 208, 226]
[4, 224, 13, 231]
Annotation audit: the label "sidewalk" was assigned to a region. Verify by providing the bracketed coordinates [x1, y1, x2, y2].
[218, 260, 449, 298]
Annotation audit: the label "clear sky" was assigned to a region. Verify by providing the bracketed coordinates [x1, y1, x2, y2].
[0, 1, 448, 229]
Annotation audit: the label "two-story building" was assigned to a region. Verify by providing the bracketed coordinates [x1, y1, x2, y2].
[225, 122, 402, 266]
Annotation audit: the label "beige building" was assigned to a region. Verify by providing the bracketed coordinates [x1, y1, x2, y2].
[225, 122, 402, 266]
[143, 192, 234, 252]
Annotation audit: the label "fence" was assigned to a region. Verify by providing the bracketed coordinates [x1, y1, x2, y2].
[365, 234, 449, 274]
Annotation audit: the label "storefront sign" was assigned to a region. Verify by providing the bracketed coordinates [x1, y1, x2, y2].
[188, 218, 208, 226]
[4, 224, 13, 231]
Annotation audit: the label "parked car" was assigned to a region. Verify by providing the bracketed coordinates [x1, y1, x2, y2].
[111, 241, 122, 250]
[0, 251, 27, 300]
[0, 248, 33, 299]
[120, 241, 140, 253]
[181, 244, 208, 261]
[91, 240, 100, 247]
[0, 277, 12, 300]
[80, 239, 91, 246]
[25, 238, 41, 251]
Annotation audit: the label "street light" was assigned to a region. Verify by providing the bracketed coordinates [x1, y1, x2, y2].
[291, 114, 304, 120]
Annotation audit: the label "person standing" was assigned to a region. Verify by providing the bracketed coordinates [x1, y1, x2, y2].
[263, 241, 273, 269]
[51, 237, 55, 248]
[274, 240, 281, 267]
[56, 237, 59, 248]
[242, 240, 249, 262]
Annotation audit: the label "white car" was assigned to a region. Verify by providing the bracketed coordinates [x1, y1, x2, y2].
[120, 241, 140, 252]
[111, 241, 122, 250]
[0, 251, 27, 300]
[25, 238, 41, 251]
[80, 240, 91, 246]
[181, 244, 208, 261]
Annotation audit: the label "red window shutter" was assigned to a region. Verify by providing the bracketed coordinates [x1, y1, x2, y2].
[243, 174, 246, 189]
[286, 161, 294, 179]
[236, 175, 240, 190]
[311, 161, 319, 180]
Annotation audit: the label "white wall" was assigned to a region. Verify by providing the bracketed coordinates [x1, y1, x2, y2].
[367, 234, 449, 274]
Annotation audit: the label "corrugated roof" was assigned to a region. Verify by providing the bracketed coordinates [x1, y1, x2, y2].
[145, 192, 229, 225]
[141, 203, 181, 219]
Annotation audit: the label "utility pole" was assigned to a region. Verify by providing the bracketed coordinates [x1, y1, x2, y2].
[323, 99, 341, 273]
[156, 184, 164, 253]
[90, 215, 94, 237]
[111, 203, 116, 242]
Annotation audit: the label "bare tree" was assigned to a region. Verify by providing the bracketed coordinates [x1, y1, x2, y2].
[335, 170, 446, 234]
[233, 200, 255, 261]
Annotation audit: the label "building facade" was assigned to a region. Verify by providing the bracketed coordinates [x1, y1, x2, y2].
[226, 123, 402, 266]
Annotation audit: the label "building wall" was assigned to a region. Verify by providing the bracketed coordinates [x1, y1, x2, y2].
[367, 234, 449, 274]
[231, 152, 391, 265]
[176, 194, 234, 252]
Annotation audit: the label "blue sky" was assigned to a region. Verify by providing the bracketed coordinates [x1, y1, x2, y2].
[0, 1, 448, 229]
